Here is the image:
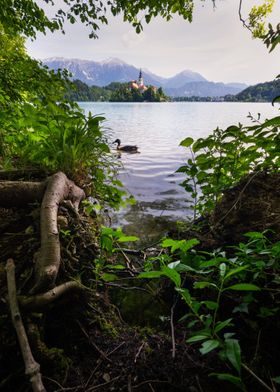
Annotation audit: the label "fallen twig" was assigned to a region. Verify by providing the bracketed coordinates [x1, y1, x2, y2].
[170, 303, 176, 359]
[242, 363, 274, 392]
[132, 379, 169, 389]
[6, 258, 46, 392]
[85, 375, 120, 391]
[77, 321, 112, 363]
[134, 341, 146, 363]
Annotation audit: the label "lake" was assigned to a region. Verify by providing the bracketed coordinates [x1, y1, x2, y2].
[79, 102, 279, 241]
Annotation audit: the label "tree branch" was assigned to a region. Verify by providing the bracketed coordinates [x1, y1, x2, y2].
[5, 258, 46, 392]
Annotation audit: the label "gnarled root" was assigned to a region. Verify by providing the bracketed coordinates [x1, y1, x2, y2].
[31, 172, 85, 294]
[19, 281, 84, 311]
[0, 171, 85, 293]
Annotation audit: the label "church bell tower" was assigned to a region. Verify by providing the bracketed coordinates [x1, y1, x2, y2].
[138, 69, 144, 86]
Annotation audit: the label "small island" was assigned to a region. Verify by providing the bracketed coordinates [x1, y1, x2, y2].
[110, 69, 168, 102]
[67, 70, 168, 102]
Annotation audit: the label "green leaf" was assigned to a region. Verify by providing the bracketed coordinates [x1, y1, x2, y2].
[187, 334, 210, 343]
[202, 301, 218, 310]
[219, 263, 226, 278]
[194, 281, 218, 289]
[272, 376, 280, 384]
[117, 235, 139, 242]
[167, 260, 181, 269]
[176, 287, 191, 304]
[224, 266, 248, 281]
[101, 273, 118, 282]
[243, 231, 265, 239]
[162, 266, 181, 288]
[210, 373, 245, 390]
[214, 318, 233, 333]
[226, 283, 261, 291]
[224, 339, 241, 374]
[199, 339, 220, 355]
[180, 137, 194, 147]
[106, 264, 125, 270]
[138, 271, 163, 279]
[161, 238, 199, 253]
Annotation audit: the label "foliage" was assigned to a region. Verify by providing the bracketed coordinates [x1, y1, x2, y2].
[177, 111, 280, 217]
[139, 231, 280, 389]
[0, 0, 195, 39]
[90, 226, 139, 284]
[225, 78, 280, 102]
[0, 27, 125, 208]
[65, 79, 112, 102]
[238, 0, 280, 51]
[247, 0, 276, 38]
[110, 83, 168, 102]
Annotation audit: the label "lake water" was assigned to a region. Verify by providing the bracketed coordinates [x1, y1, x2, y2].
[79, 102, 279, 240]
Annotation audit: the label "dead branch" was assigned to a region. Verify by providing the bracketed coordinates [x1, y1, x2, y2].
[19, 281, 84, 311]
[5, 258, 46, 392]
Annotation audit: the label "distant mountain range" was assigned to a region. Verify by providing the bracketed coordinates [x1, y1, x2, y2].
[43, 57, 247, 98]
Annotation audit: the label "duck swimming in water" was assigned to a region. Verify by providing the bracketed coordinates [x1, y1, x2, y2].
[113, 139, 138, 153]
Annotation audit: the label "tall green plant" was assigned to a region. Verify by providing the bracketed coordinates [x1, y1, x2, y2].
[178, 112, 280, 216]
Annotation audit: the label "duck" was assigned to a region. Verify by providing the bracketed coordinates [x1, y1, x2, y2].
[113, 139, 139, 153]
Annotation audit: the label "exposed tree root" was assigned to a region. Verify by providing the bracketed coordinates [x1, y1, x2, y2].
[31, 172, 85, 293]
[19, 281, 84, 311]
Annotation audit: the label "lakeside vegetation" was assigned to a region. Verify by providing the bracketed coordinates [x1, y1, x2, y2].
[1, 1, 280, 391]
[67, 78, 280, 103]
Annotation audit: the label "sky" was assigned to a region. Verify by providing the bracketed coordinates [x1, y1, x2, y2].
[26, 0, 280, 85]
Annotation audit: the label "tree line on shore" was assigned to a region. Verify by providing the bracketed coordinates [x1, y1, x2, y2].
[66, 78, 280, 103]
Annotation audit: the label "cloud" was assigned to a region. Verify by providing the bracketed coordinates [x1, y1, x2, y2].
[122, 30, 146, 49]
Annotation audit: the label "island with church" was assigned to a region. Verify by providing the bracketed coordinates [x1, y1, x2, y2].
[66, 69, 168, 102]
[109, 69, 168, 102]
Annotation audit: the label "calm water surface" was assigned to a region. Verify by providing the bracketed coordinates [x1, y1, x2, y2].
[79, 102, 279, 239]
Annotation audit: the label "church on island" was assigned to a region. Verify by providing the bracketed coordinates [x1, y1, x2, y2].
[129, 69, 157, 93]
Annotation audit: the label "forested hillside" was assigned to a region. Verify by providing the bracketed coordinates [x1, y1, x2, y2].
[225, 79, 280, 102]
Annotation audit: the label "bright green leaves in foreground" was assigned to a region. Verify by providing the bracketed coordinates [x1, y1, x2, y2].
[138, 231, 280, 390]
[178, 113, 280, 217]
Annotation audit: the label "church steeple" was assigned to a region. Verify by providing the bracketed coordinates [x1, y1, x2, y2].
[138, 68, 144, 86]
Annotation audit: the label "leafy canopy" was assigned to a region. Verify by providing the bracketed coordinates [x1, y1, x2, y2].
[0, 0, 195, 39]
